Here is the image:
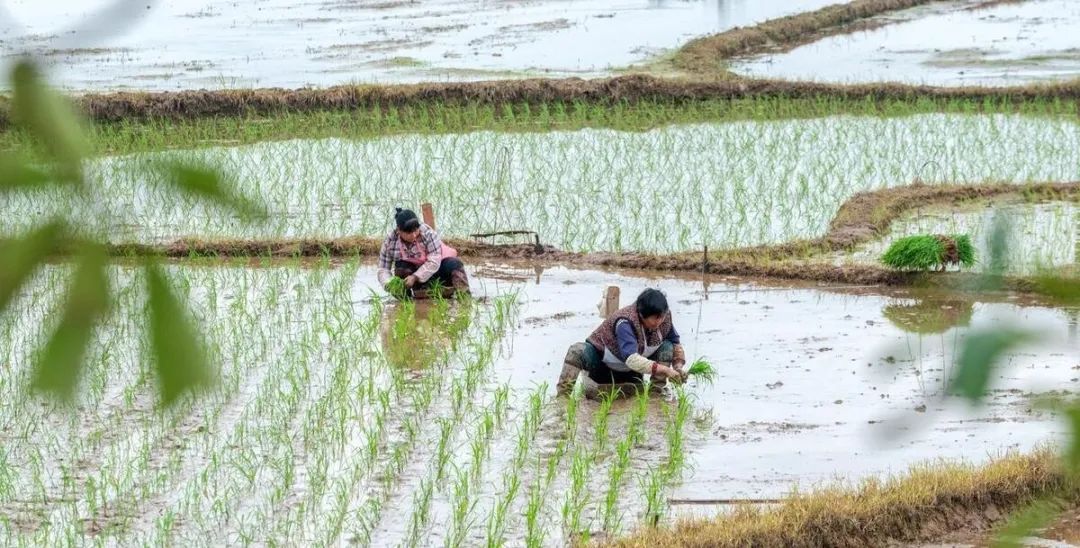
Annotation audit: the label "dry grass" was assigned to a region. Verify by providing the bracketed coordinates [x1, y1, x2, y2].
[606, 448, 1073, 547]
[674, 0, 945, 76]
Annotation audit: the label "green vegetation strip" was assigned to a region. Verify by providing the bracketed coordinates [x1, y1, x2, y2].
[606, 449, 1073, 547]
[0, 94, 1075, 160]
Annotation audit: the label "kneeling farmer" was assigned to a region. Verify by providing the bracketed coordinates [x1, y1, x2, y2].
[378, 207, 471, 298]
[558, 288, 686, 398]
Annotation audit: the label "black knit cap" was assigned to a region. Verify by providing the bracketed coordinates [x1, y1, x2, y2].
[395, 207, 421, 232]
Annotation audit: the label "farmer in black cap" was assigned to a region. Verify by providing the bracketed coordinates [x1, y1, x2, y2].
[377, 207, 471, 298]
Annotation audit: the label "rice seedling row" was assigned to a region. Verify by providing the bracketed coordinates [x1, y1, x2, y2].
[4, 114, 1077, 254]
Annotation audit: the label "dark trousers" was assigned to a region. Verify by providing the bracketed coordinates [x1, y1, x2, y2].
[581, 341, 675, 384]
[394, 257, 465, 288]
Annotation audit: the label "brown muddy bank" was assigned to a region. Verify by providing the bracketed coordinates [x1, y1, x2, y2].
[673, 0, 949, 75]
[4, 74, 1077, 127]
[97, 181, 1080, 293]
[1, 0, 1079, 128]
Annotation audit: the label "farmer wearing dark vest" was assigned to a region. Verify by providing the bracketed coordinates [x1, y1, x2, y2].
[377, 208, 471, 298]
[557, 288, 687, 398]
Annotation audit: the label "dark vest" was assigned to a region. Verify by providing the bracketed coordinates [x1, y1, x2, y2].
[587, 304, 673, 361]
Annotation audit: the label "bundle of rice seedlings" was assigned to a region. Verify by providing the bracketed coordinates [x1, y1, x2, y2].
[385, 276, 408, 299]
[881, 234, 975, 271]
[687, 358, 717, 384]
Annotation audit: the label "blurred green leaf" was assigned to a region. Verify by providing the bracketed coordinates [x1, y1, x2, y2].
[1063, 403, 1080, 473]
[155, 161, 265, 217]
[949, 327, 1038, 403]
[31, 246, 110, 401]
[11, 61, 88, 181]
[992, 498, 1060, 547]
[0, 153, 49, 192]
[0, 221, 65, 313]
[985, 211, 1011, 281]
[146, 262, 213, 407]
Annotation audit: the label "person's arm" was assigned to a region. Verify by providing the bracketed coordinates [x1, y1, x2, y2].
[377, 232, 395, 286]
[665, 323, 686, 369]
[616, 320, 668, 376]
[411, 225, 443, 283]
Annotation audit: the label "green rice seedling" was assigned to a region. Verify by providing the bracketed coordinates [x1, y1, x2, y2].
[493, 385, 510, 428]
[425, 277, 448, 301]
[881, 234, 976, 271]
[434, 418, 454, 482]
[602, 435, 633, 533]
[593, 389, 617, 456]
[406, 477, 435, 547]
[639, 469, 667, 527]
[687, 358, 718, 385]
[385, 276, 408, 299]
[523, 475, 547, 548]
[666, 387, 693, 475]
[446, 466, 478, 548]
[485, 469, 520, 548]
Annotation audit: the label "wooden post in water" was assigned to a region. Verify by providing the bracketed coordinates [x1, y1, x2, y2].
[420, 202, 436, 229]
[599, 286, 620, 319]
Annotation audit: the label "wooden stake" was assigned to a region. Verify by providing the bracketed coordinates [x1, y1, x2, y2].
[420, 202, 436, 229]
[599, 286, 620, 319]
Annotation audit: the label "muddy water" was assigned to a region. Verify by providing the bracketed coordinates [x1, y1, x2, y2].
[733, 0, 1080, 86]
[2, 259, 1076, 546]
[0, 0, 838, 91]
[5, 114, 1077, 254]
[838, 199, 1079, 275]
[475, 264, 1079, 514]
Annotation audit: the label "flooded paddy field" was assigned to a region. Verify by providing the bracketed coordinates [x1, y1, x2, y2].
[1, 260, 1076, 545]
[0, 0, 840, 91]
[839, 198, 1078, 275]
[733, 0, 1080, 87]
[3, 113, 1078, 254]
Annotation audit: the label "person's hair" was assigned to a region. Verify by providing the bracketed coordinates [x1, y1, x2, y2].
[635, 288, 668, 319]
[394, 207, 421, 232]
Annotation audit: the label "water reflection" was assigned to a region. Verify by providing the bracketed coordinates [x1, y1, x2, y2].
[379, 299, 473, 370]
[882, 297, 975, 335]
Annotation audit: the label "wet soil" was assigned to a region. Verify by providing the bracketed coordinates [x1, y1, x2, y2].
[3, 260, 1076, 545]
[478, 262, 1080, 546]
